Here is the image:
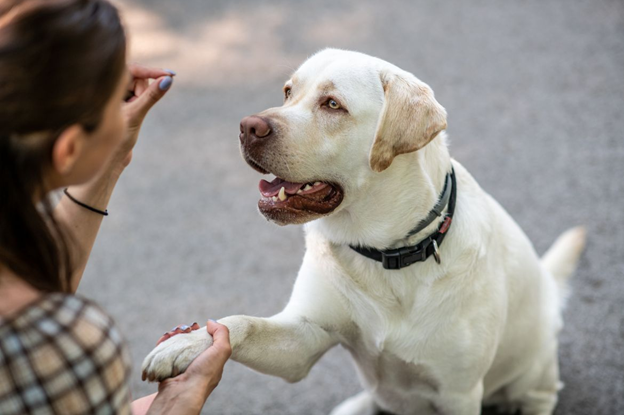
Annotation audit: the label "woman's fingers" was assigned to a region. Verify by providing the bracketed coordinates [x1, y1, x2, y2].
[134, 78, 149, 98]
[156, 322, 199, 346]
[124, 78, 148, 103]
[124, 64, 176, 124]
[125, 75, 173, 125]
[181, 321, 231, 382]
[206, 320, 232, 360]
[128, 63, 174, 80]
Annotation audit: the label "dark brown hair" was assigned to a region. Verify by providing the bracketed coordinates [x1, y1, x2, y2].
[0, 0, 126, 292]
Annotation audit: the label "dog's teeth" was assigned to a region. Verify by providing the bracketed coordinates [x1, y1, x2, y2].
[278, 187, 287, 201]
[272, 196, 278, 202]
[314, 181, 321, 186]
[304, 184, 312, 191]
[297, 189, 303, 194]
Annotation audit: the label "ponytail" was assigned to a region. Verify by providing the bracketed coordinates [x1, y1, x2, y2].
[0, 132, 72, 292]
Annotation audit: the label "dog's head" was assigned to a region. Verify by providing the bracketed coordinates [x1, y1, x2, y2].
[239, 49, 447, 226]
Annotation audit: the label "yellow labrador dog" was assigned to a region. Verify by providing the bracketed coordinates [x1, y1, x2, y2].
[142, 49, 586, 415]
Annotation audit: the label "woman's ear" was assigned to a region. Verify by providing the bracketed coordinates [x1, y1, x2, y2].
[51, 125, 86, 177]
[369, 70, 447, 173]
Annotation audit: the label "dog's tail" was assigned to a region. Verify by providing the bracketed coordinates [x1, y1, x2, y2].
[541, 226, 586, 300]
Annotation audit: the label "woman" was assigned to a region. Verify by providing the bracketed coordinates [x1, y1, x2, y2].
[0, 0, 231, 414]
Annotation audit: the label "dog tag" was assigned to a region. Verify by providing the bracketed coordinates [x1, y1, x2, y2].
[432, 240, 441, 264]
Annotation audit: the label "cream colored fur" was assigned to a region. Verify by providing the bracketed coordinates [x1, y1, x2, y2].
[142, 49, 586, 415]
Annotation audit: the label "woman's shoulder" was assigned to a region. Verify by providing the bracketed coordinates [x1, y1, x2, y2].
[8, 292, 118, 334]
[0, 293, 132, 414]
[1, 292, 127, 355]
[4, 292, 112, 329]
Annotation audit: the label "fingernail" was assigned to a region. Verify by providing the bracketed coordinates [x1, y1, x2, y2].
[164, 68, 177, 76]
[180, 325, 189, 331]
[170, 326, 178, 332]
[191, 322, 198, 327]
[209, 319, 217, 323]
[163, 332, 168, 335]
[159, 76, 173, 91]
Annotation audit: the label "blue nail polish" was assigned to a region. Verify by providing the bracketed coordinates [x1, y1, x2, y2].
[170, 326, 178, 332]
[209, 319, 217, 323]
[159, 76, 173, 91]
[164, 68, 177, 76]
[180, 325, 189, 331]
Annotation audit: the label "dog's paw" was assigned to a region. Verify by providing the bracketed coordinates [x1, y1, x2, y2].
[141, 328, 213, 382]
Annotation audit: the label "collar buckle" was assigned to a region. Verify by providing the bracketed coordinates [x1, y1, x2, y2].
[381, 246, 425, 270]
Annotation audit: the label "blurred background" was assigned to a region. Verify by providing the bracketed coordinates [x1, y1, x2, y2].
[81, 0, 623, 414]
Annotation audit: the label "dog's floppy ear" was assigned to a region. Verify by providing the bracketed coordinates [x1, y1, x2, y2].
[369, 71, 447, 172]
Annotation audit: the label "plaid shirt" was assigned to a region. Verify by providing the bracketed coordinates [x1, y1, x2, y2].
[0, 293, 132, 414]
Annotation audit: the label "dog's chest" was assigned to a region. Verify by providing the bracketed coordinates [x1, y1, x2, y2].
[328, 247, 466, 410]
[331, 247, 455, 348]
[345, 339, 444, 413]
[339, 297, 456, 413]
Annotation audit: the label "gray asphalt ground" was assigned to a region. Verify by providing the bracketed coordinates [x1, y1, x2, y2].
[81, 1, 623, 414]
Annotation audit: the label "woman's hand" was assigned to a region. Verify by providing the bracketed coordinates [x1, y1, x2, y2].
[110, 64, 175, 174]
[136, 320, 232, 415]
[57, 64, 176, 292]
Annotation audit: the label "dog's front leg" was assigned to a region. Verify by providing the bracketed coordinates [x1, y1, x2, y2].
[219, 312, 337, 383]
[141, 312, 337, 383]
[142, 244, 349, 383]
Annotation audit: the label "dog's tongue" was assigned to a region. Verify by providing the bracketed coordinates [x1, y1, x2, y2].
[259, 177, 305, 197]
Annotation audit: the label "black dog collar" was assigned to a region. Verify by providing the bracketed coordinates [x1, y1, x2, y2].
[349, 167, 457, 269]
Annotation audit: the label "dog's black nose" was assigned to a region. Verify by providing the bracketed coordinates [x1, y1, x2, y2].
[240, 116, 272, 145]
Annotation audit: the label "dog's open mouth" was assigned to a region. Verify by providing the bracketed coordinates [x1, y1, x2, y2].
[242, 151, 344, 224]
[258, 177, 344, 218]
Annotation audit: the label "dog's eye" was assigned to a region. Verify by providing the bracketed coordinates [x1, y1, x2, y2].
[326, 99, 340, 110]
[284, 88, 292, 100]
